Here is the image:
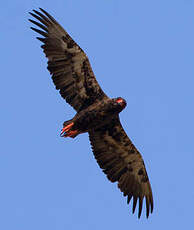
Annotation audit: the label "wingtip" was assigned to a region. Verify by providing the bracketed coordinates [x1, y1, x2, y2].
[29, 11, 35, 18]
[127, 194, 132, 204]
[151, 205, 153, 214]
[39, 8, 49, 15]
[28, 19, 33, 22]
[138, 197, 143, 219]
[32, 9, 40, 15]
[132, 197, 137, 214]
[150, 199, 154, 214]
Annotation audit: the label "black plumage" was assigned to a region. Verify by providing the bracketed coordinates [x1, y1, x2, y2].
[29, 8, 153, 218]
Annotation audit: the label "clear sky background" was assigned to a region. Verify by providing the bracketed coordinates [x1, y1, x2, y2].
[1, 0, 194, 229]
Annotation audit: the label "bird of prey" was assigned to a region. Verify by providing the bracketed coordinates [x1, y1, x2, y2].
[29, 8, 153, 218]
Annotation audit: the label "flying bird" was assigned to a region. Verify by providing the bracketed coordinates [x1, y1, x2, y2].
[29, 8, 153, 218]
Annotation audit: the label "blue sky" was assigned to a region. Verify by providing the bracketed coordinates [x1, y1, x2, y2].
[1, 0, 194, 229]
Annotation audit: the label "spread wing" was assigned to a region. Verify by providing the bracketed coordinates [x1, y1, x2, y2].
[29, 8, 107, 112]
[89, 117, 153, 218]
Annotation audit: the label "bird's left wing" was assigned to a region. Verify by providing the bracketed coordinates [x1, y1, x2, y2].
[89, 117, 153, 218]
[29, 8, 107, 112]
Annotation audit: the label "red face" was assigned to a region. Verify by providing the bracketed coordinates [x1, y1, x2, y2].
[116, 97, 127, 109]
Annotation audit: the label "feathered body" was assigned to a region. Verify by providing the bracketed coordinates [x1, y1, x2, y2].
[29, 8, 153, 218]
[65, 97, 126, 135]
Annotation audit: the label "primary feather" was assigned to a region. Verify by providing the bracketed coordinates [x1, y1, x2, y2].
[29, 8, 107, 112]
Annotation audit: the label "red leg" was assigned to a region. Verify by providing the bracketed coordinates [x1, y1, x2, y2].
[62, 123, 74, 132]
[65, 130, 79, 138]
[60, 122, 79, 138]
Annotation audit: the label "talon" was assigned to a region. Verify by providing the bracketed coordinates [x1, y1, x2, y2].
[60, 122, 76, 137]
[60, 128, 67, 137]
[64, 123, 74, 131]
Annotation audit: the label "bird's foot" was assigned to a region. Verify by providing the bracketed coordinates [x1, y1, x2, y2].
[60, 122, 78, 138]
[63, 130, 79, 138]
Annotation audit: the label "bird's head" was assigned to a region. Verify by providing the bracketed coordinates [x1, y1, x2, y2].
[111, 97, 127, 113]
[116, 97, 127, 108]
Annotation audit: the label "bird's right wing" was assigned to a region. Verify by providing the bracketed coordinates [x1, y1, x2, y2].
[89, 117, 153, 218]
[29, 8, 108, 112]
